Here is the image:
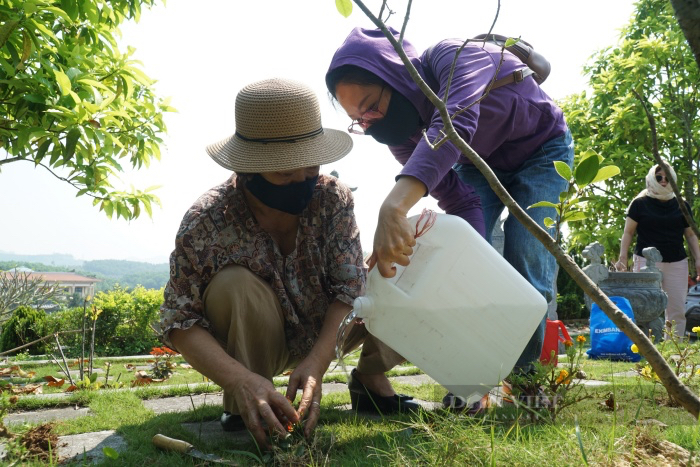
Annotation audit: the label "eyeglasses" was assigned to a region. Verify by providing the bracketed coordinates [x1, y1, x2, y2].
[347, 86, 386, 135]
[655, 175, 669, 182]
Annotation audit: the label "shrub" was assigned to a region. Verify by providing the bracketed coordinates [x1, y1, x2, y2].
[45, 306, 87, 357]
[556, 293, 587, 320]
[91, 285, 163, 356]
[0, 306, 49, 354]
[45, 286, 164, 357]
[555, 250, 588, 320]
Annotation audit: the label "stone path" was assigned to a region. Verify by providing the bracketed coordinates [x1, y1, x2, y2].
[1, 357, 622, 465]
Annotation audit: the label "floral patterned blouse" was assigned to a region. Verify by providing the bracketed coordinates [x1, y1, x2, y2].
[159, 173, 366, 358]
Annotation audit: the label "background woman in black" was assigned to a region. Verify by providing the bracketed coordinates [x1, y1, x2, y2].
[615, 161, 700, 338]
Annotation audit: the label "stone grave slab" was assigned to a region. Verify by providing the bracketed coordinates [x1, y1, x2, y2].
[57, 429, 127, 465]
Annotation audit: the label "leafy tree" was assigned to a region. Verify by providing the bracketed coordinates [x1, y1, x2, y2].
[0, 0, 173, 220]
[560, 0, 700, 261]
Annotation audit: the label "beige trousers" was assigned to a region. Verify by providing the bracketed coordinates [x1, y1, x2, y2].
[634, 255, 689, 337]
[203, 265, 403, 414]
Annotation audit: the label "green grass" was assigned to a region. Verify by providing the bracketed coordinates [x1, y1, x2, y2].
[4, 352, 700, 465]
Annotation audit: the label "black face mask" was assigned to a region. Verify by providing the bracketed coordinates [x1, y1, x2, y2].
[365, 89, 422, 146]
[246, 174, 318, 215]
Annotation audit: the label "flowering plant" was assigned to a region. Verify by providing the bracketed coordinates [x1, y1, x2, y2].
[634, 323, 700, 405]
[507, 333, 592, 421]
[148, 346, 179, 380]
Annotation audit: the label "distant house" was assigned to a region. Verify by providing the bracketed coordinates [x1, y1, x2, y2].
[4, 270, 100, 300]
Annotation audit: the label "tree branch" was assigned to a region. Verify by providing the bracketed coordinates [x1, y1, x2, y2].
[0, 156, 24, 166]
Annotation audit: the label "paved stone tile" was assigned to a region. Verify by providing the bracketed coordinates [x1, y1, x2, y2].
[57, 430, 127, 465]
[578, 379, 613, 387]
[145, 393, 223, 414]
[4, 407, 91, 426]
[181, 420, 251, 445]
[606, 371, 640, 377]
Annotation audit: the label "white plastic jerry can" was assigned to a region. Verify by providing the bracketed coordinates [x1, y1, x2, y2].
[353, 212, 547, 405]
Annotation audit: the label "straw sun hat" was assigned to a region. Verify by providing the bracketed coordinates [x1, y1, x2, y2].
[206, 78, 353, 173]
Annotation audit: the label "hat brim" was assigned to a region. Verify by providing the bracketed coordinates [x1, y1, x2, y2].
[206, 128, 353, 173]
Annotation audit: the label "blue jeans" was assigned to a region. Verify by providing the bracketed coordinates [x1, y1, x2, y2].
[454, 130, 574, 373]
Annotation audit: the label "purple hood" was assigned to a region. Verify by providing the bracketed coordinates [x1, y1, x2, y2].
[326, 27, 434, 124]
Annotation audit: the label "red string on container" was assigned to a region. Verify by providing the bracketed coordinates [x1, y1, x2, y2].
[414, 209, 437, 238]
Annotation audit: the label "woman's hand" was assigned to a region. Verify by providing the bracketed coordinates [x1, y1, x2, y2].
[614, 259, 628, 271]
[374, 204, 416, 278]
[231, 370, 299, 449]
[373, 176, 426, 278]
[285, 354, 327, 437]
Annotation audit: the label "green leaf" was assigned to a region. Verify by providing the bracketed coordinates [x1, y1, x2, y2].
[335, 0, 352, 17]
[18, 31, 32, 69]
[53, 69, 72, 96]
[61, 0, 79, 21]
[562, 211, 588, 223]
[0, 19, 20, 49]
[102, 447, 119, 459]
[77, 78, 110, 91]
[590, 165, 621, 184]
[543, 217, 556, 228]
[23, 94, 46, 104]
[505, 37, 518, 47]
[574, 155, 600, 187]
[43, 6, 74, 24]
[35, 139, 51, 163]
[102, 201, 114, 219]
[89, 373, 98, 383]
[63, 128, 80, 161]
[554, 161, 572, 181]
[528, 201, 558, 209]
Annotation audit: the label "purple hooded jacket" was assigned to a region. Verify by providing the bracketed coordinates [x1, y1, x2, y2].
[327, 28, 568, 235]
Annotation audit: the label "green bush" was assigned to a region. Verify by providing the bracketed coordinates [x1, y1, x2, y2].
[0, 306, 49, 354]
[92, 285, 163, 356]
[556, 293, 588, 320]
[46, 286, 164, 357]
[555, 249, 588, 321]
[45, 306, 87, 357]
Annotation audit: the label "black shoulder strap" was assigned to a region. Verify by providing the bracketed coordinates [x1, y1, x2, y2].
[422, 38, 536, 92]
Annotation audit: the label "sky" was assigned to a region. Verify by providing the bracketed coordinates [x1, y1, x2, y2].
[0, 0, 638, 264]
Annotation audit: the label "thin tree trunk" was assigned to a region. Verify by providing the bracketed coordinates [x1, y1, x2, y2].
[669, 0, 700, 70]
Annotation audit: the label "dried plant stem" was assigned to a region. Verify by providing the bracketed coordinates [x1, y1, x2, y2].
[80, 303, 87, 380]
[89, 318, 97, 376]
[53, 333, 75, 386]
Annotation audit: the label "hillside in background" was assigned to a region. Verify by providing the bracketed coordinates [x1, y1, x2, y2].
[82, 259, 169, 290]
[0, 253, 169, 291]
[0, 251, 84, 267]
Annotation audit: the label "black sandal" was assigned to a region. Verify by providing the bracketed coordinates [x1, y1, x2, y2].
[220, 412, 246, 432]
[348, 369, 421, 414]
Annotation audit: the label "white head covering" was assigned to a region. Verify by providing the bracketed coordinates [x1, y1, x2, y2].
[635, 159, 677, 201]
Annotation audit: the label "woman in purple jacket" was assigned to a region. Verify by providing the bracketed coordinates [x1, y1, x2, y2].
[326, 27, 574, 406]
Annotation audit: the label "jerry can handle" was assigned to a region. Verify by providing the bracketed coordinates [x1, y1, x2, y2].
[556, 320, 572, 343]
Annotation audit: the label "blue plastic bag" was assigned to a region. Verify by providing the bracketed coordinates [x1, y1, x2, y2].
[587, 296, 641, 362]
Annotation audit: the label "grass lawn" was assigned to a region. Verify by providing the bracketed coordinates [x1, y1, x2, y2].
[2, 347, 700, 465]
